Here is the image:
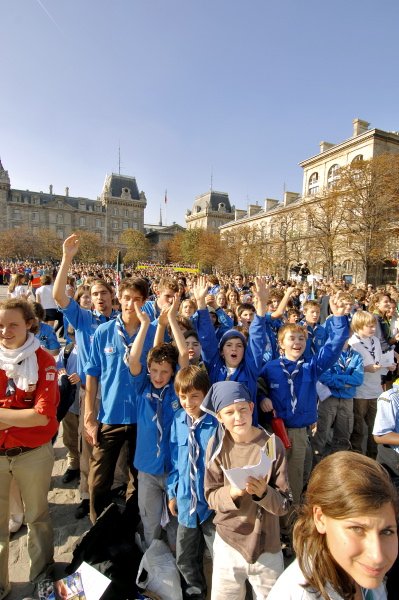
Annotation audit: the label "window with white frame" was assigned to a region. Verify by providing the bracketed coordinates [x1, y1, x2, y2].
[79, 216, 86, 227]
[123, 221, 129, 229]
[327, 164, 340, 189]
[308, 172, 319, 195]
[95, 218, 102, 228]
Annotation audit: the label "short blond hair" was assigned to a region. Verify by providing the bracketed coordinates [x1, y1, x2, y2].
[350, 310, 376, 334]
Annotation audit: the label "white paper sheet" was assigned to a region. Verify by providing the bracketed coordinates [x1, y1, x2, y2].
[221, 435, 276, 490]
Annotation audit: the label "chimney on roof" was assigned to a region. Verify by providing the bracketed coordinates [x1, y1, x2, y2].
[353, 118, 370, 137]
[49, 184, 53, 194]
[65, 187, 69, 197]
[319, 141, 335, 153]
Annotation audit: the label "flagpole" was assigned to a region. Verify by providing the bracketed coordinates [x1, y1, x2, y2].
[164, 189, 168, 226]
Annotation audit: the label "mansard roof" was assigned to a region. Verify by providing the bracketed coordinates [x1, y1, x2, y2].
[191, 190, 232, 214]
[105, 173, 140, 200]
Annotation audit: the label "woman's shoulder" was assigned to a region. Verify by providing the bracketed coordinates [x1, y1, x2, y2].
[268, 560, 315, 599]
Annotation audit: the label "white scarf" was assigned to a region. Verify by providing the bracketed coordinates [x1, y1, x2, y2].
[0, 332, 40, 391]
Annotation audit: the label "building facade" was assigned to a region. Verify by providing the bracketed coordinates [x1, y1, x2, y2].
[219, 118, 399, 283]
[0, 160, 147, 244]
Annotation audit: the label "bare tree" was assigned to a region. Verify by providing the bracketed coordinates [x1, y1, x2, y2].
[334, 154, 399, 282]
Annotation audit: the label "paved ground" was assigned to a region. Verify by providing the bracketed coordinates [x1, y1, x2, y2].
[8, 434, 90, 599]
[0, 286, 90, 598]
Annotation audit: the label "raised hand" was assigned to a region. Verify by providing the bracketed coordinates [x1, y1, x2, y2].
[192, 276, 209, 309]
[134, 302, 150, 326]
[62, 234, 80, 260]
[329, 292, 346, 316]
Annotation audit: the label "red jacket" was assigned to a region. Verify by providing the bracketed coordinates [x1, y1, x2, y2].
[0, 348, 59, 448]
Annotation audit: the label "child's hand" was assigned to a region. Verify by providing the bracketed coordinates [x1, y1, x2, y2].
[253, 276, 270, 315]
[158, 305, 171, 327]
[230, 485, 246, 500]
[205, 294, 216, 308]
[170, 292, 181, 315]
[168, 497, 177, 517]
[246, 476, 268, 498]
[68, 373, 80, 385]
[329, 293, 346, 316]
[260, 397, 273, 413]
[134, 302, 150, 326]
[192, 276, 209, 308]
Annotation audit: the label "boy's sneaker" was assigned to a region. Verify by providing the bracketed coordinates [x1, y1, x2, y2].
[74, 499, 90, 519]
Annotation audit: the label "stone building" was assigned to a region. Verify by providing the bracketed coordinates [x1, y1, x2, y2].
[185, 190, 235, 231]
[0, 159, 147, 244]
[219, 118, 399, 283]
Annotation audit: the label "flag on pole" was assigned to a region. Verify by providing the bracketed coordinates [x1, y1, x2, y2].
[164, 189, 168, 204]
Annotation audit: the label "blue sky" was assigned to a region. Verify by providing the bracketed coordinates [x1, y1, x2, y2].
[1, 0, 399, 226]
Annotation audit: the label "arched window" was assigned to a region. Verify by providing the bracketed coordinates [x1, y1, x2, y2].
[308, 172, 319, 195]
[351, 154, 364, 163]
[327, 164, 340, 189]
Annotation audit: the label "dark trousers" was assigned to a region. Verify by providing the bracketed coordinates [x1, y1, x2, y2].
[88, 423, 137, 523]
[176, 514, 215, 599]
[350, 398, 377, 459]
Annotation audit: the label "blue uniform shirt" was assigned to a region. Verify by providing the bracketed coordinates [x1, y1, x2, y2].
[132, 367, 181, 475]
[36, 322, 61, 352]
[261, 316, 349, 428]
[84, 318, 155, 424]
[61, 298, 119, 385]
[167, 409, 217, 528]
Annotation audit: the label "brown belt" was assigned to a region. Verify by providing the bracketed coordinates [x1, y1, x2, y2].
[0, 446, 35, 457]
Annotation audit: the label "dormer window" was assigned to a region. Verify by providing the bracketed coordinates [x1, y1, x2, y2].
[218, 202, 226, 212]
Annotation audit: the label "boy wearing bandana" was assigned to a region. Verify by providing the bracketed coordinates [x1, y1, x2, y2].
[204, 381, 290, 599]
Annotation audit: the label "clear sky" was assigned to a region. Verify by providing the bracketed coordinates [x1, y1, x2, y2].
[1, 0, 399, 226]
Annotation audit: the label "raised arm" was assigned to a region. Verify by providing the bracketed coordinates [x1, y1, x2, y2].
[192, 275, 209, 310]
[129, 302, 151, 376]
[168, 294, 189, 368]
[253, 276, 269, 317]
[270, 286, 295, 319]
[154, 305, 170, 347]
[53, 234, 80, 308]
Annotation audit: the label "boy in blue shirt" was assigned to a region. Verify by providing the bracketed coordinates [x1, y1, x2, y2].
[300, 300, 327, 361]
[192, 276, 268, 414]
[129, 300, 189, 549]
[167, 366, 216, 600]
[311, 339, 364, 461]
[259, 294, 349, 505]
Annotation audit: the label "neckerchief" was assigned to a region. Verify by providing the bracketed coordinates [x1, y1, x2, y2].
[355, 335, 376, 362]
[279, 358, 304, 414]
[92, 308, 119, 326]
[187, 413, 207, 515]
[151, 384, 170, 457]
[115, 315, 136, 368]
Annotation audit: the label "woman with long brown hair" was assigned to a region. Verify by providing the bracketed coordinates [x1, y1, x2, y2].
[268, 452, 398, 600]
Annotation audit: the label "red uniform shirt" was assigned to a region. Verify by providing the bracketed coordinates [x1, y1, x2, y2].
[0, 348, 59, 448]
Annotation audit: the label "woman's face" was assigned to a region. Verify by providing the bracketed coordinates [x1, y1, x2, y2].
[0, 308, 32, 349]
[216, 293, 227, 308]
[314, 502, 398, 590]
[180, 300, 195, 318]
[377, 295, 391, 315]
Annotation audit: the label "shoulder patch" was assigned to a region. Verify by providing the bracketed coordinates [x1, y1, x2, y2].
[46, 372, 56, 381]
[172, 400, 180, 411]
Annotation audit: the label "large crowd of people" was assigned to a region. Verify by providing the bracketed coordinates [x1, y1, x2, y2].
[0, 234, 398, 600]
